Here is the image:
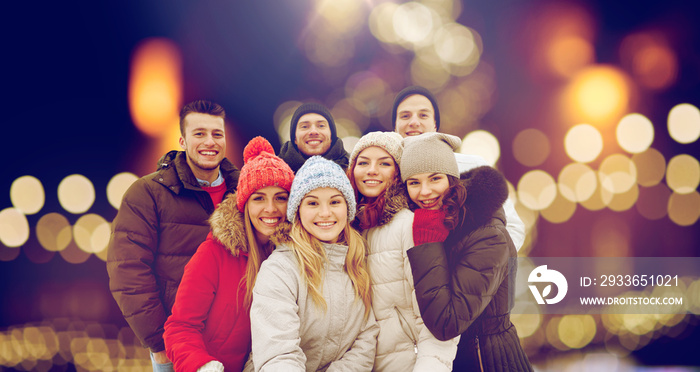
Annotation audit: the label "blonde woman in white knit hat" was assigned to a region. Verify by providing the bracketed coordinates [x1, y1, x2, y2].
[346, 131, 459, 371]
[249, 156, 378, 371]
[401, 132, 533, 372]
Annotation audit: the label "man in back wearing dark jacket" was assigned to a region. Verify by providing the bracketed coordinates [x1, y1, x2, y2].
[107, 100, 240, 371]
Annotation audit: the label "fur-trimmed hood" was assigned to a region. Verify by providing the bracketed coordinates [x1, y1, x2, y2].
[208, 193, 249, 256]
[458, 165, 509, 234]
[270, 220, 293, 246]
[353, 180, 410, 231]
[375, 180, 410, 227]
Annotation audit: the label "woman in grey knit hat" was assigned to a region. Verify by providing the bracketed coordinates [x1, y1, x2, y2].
[249, 156, 378, 371]
[401, 132, 533, 372]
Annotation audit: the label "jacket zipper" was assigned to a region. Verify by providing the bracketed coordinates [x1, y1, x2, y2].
[394, 306, 418, 354]
[475, 335, 484, 372]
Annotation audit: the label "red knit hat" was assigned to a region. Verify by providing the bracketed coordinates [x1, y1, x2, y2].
[236, 137, 295, 212]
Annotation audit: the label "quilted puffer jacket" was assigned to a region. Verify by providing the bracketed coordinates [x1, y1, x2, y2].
[407, 166, 533, 371]
[361, 182, 458, 371]
[107, 150, 239, 352]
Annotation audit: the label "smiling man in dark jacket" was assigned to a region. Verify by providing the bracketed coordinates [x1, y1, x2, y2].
[107, 100, 240, 371]
[277, 102, 349, 173]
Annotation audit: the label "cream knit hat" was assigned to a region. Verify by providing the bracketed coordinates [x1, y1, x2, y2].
[400, 132, 461, 182]
[348, 131, 404, 167]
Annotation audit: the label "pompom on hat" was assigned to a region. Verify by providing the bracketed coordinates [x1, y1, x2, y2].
[286, 156, 356, 223]
[400, 132, 461, 182]
[236, 136, 295, 212]
[348, 131, 404, 167]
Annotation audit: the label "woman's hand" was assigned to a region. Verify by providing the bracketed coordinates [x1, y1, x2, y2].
[412, 209, 450, 245]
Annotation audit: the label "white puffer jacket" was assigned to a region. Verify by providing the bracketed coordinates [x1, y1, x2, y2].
[250, 226, 379, 372]
[360, 183, 459, 372]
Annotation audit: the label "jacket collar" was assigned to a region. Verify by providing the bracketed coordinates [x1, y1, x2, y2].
[208, 193, 249, 256]
[278, 138, 350, 173]
[354, 180, 410, 230]
[154, 150, 239, 194]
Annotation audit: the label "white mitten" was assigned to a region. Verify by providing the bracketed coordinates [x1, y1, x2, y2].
[197, 360, 224, 372]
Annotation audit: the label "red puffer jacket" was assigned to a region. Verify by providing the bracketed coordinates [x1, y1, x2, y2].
[164, 194, 254, 371]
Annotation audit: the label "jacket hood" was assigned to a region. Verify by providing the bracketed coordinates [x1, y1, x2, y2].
[459, 166, 509, 232]
[208, 193, 248, 256]
[153, 151, 240, 197]
[157, 150, 180, 171]
[378, 181, 410, 227]
[270, 221, 293, 246]
[278, 138, 350, 173]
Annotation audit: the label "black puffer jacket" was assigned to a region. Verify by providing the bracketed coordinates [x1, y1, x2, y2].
[407, 166, 532, 371]
[107, 150, 239, 352]
[278, 138, 349, 173]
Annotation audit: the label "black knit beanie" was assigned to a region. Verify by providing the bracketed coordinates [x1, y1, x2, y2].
[289, 103, 337, 148]
[391, 85, 440, 131]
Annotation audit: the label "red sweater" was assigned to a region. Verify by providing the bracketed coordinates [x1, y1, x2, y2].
[164, 232, 250, 371]
[202, 181, 227, 207]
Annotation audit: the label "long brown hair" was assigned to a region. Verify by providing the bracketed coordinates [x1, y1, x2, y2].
[441, 175, 468, 231]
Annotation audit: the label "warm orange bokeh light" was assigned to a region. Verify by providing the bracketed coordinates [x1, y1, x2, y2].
[563, 65, 631, 126]
[620, 33, 678, 90]
[526, 3, 595, 79]
[128, 38, 183, 137]
[547, 35, 594, 78]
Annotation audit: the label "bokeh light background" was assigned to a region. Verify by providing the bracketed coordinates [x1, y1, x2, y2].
[1, 0, 699, 371]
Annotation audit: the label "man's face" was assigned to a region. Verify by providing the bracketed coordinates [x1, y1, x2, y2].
[395, 94, 437, 138]
[179, 113, 226, 180]
[294, 113, 332, 156]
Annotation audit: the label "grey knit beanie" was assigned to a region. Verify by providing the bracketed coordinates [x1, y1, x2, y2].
[349, 131, 404, 167]
[400, 132, 461, 182]
[287, 156, 357, 223]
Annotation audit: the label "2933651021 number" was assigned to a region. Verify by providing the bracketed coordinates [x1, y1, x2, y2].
[600, 274, 678, 287]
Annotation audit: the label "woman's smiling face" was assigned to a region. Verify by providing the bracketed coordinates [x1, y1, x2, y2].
[247, 186, 289, 244]
[352, 146, 397, 198]
[405, 172, 450, 210]
[298, 187, 348, 243]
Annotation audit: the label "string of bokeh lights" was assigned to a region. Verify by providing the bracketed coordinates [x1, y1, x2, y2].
[1, 101, 698, 261]
[1, 287, 699, 371]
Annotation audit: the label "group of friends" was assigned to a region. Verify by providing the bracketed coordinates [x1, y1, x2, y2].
[106, 86, 533, 371]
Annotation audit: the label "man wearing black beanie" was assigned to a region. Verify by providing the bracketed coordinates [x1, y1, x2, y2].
[392, 85, 441, 137]
[391, 85, 527, 252]
[278, 102, 350, 173]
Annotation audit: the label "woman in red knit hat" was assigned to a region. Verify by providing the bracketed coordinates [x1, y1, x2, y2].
[164, 136, 294, 372]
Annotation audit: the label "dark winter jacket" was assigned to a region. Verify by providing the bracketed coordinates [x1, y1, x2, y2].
[164, 194, 254, 371]
[407, 166, 533, 372]
[278, 138, 349, 173]
[107, 150, 239, 353]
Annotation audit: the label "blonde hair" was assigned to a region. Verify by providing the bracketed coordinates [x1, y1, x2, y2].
[242, 203, 274, 307]
[289, 217, 372, 319]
